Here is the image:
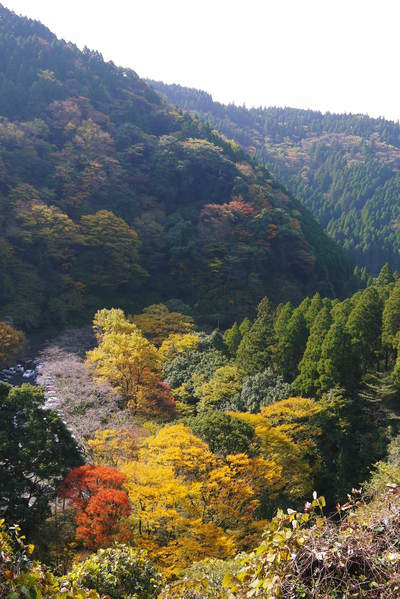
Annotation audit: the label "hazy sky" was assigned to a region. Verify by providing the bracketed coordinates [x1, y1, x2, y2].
[3, 0, 400, 121]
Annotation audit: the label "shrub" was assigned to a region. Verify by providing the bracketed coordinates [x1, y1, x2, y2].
[61, 544, 162, 598]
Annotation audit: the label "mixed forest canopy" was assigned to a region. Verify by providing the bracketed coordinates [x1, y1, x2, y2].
[0, 3, 356, 331]
[4, 267, 400, 597]
[4, 4, 400, 598]
[150, 80, 400, 275]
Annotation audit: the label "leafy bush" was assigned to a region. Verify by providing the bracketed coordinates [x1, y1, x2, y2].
[61, 544, 162, 598]
[224, 488, 400, 597]
[0, 519, 60, 598]
[162, 557, 236, 598]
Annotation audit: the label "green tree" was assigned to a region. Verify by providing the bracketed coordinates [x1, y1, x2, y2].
[273, 302, 293, 340]
[188, 412, 255, 456]
[236, 297, 275, 375]
[346, 287, 382, 371]
[375, 263, 394, 287]
[233, 368, 293, 413]
[223, 321, 241, 357]
[382, 282, 400, 368]
[0, 383, 83, 536]
[239, 317, 251, 337]
[275, 307, 308, 381]
[304, 292, 323, 328]
[293, 307, 332, 397]
[317, 322, 359, 394]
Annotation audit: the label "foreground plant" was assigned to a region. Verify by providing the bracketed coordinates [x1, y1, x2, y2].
[224, 487, 400, 597]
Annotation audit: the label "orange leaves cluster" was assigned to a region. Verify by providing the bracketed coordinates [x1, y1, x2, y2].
[59, 465, 131, 549]
[201, 196, 256, 228]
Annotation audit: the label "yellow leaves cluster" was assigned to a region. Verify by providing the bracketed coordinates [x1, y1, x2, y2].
[231, 397, 322, 500]
[87, 309, 160, 414]
[121, 423, 281, 577]
[159, 333, 199, 363]
[87, 429, 139, 467]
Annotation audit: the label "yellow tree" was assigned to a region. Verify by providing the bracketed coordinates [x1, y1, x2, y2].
[87, 428, 139, 467]
[132, 304, 194, 346]
[122, 424, 282, 577]
[87, 310, 160, 414]
[158, 333, 199, 363]
[231, 397, 322, 501]
[92, 307, 137, 341]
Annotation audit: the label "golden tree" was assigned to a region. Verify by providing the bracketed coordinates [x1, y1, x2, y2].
[122, 423, 282, 577]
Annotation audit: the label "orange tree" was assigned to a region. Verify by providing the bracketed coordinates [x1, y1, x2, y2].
[58, 465, 131, 549]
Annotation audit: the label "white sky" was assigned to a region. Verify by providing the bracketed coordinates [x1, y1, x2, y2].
[2, 0, 400, 121]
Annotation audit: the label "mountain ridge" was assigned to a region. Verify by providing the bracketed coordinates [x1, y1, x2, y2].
[149, 79, 400, 274]
[0, 4, 355, 331]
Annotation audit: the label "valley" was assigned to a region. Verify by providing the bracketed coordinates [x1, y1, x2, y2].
[1, 3, 400, 598]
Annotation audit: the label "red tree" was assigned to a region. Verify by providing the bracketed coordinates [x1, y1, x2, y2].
[59, 464, 131, 549]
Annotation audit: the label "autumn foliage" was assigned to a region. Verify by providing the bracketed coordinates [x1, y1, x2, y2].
[0, 321, 27, 366]
[87, 308, 176, 417]
[59, 465, 131, 549]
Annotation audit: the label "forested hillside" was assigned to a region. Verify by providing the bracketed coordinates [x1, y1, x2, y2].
[4, 4, 400, 598]
[4, 266, 400, 597]
[0, 4, 358, 331]
[150, 80, 400, 274]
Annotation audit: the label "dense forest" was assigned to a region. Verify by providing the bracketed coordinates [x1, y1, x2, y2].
[0, 3, 357, 333]
[150, 80, 400, 274]
[4, 266, 400, 597]
[3, 4, 400, 598]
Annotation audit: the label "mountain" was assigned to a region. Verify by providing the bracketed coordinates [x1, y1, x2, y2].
[0, 4, 355, 331]
[150, 80, 400, 275]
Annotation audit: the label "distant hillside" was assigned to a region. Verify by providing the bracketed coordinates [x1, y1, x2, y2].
[150, 80, 400, 274]
[0, 4, 355, 330]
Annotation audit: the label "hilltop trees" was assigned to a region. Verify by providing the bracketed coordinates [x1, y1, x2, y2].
[0, 2, 356, 330]
[152, 79, 400, 276]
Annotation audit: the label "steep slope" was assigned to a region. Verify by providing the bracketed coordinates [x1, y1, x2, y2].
[0, 4, 355, 330]
[150, 80, 400, 274]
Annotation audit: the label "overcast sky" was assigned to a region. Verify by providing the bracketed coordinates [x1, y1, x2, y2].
[3, 0, 400, 121]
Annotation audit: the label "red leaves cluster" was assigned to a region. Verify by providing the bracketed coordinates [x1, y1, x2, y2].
[59, 464, 131, 549]
[201, 196, 256, 226]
